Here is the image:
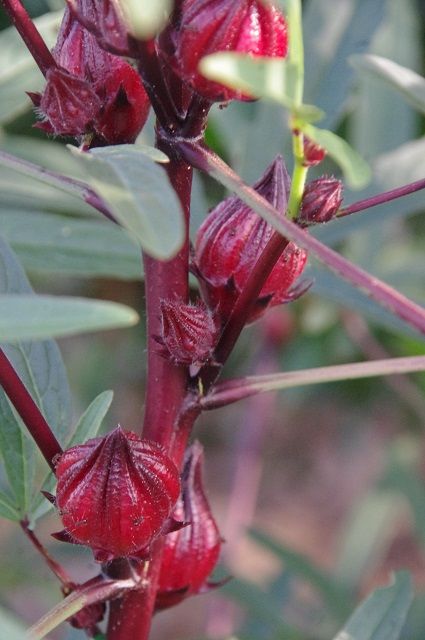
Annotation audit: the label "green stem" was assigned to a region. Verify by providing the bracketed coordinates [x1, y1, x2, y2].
[287, 127, 308, 219]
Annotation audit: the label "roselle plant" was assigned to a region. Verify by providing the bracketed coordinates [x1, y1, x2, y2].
[0, 0, 425, 638]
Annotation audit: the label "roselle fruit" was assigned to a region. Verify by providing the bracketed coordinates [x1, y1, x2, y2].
[156, 299, 219, 375]
[30, 8, 150, 144]
[299, 176, 343, 225]
[54, 427, 180, 561]
[194, 156, 308, 324]
[156, 442, 222, 609]
[162, 0, 288, 102]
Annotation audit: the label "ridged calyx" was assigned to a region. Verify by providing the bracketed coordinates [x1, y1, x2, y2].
[299, 176, 343, 225]
[156, 442, 222, 609]
[194, 156, 308, 324]
[30, 9, 149, 144]
[164, 0, 288, 102]
[156, 299, 219, 375]
[54, 427, 180, 561]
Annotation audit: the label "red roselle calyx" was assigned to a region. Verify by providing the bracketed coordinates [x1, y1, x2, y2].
[29, 8, 150, 145]
[156, 299, 219, 375]
[194, 156, 308, 324]
[156, 442, 222, 610]
[54, 427, 180, 562]
[299, 176, 343, 225]
[163, 0, 288, 102]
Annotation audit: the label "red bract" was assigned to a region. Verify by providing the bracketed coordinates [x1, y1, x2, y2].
[30, 8, 149, 144]
[54, 427, 180, 562]
[164, 0, 288, 102]
[299, 176, 343, 225]
[156, 442, 222, 610]
[303, 137, 326, 167]
[194, 156, 308, 324]
[156, 299, 219, 375]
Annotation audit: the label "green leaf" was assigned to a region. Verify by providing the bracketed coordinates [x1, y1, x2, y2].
[333, 572, 413, 640]
[199, 53, 323, 122]
[68, 390, 113, 446]
[0, 11, 63, 124]
[301, 124, 371, 189]
[0, 295, 139, 341]
[0, 605, 27, 640]
[222, 577, 304, 640]
[0, 210, 142, 280]
[0, 238, 72, 516]
[0, 490, 19, 521]
[120, 0, 172, 39]
[350, 54, 425, 115]
[70, 145, 185, 260]
[250, 529, 351, 618]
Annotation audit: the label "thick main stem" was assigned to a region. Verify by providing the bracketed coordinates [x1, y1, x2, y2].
[0, 348, 62, 470]
[107, 138, 194, 640]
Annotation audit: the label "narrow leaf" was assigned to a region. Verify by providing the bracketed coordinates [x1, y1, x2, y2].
[0, 210, 142, 280]
[0, 295, 139, 341]
[199, 53, 323, 122]
[250, 529, 351, 617]
[333, 572, 413, 640]
[68, 390, 113, 446]
[0, 490, 19, 521]
[0, 238, 71, 515]
[350, 54, 425, 115]
[70, 145, 185, 260]
[0, 605, 27, 640]
[301, 124, 371, 189]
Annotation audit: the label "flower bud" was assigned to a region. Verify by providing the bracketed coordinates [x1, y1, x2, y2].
[156, 442, 221, 609]
[157, 299, 219, 375]
[303, 137, 326, 167]
[54, 427, 180, 561]
[166, 0, 288, 102]
[67, 0, 130, 56]
[194, 156, 308, 324]
[30, 9, 150, 144]
[299, 176, 343, 225]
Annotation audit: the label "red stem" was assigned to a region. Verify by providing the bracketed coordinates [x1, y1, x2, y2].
[21, 518, 73, 587]
[0, 348, 62, 471]
[338, 177, 425, 218]
[214, 233, 288, 366]
[0, 0, 55, 75]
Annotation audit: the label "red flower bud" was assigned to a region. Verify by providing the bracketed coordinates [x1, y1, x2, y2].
[156, 442, 221, 609]
[299, 176, 343, 225]
[156, 299, 219, 375]
[31, 9, 150, 144]
[194, 156, 308, 323]
[166, 0, 288, 102]
[303, 137, 326, 167]
[55, 427, 180, 561]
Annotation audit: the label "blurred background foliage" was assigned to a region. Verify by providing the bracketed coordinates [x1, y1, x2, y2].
[0, 0, 425, 638]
